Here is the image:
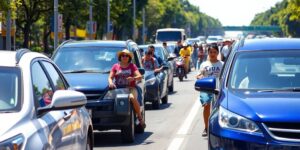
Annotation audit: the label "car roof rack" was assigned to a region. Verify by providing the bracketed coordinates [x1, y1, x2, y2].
[16, 48, 31, 65]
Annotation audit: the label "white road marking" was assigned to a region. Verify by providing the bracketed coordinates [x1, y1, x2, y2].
[167, 99, 201, 150]
[167, 138, 184, 150]
[177, 99, 200, 135]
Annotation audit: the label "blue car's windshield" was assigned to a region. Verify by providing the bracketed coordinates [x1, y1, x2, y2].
[53, 47, 124, 73]
[0, 67, 21, 112]
[229, 50, 300, 90]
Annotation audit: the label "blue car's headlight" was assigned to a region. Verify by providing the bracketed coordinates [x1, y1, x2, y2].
[146, 78, 156, 85]
[0, 134, 24, 150]
[218, 106, 261, 133]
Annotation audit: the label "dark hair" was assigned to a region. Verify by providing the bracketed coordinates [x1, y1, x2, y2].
[208, 44, 219, 52]
[118, 55, 132, 62]
[148, 45, 155, 49]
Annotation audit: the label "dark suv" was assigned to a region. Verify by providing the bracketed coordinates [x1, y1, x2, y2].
[52, 40, 145, 143]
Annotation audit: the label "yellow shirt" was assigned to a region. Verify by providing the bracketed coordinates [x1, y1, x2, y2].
[179, 48, 191, 57]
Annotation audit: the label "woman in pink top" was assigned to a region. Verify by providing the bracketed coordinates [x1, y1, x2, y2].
[108, 49, 146, 128]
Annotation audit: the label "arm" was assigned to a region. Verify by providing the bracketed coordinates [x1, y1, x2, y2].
[108, 68, 116, 89]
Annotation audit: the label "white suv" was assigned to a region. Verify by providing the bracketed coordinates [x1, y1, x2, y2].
[0, 49, 93, 150]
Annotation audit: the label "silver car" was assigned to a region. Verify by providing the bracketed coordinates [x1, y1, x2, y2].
[0, 49, 93, 150]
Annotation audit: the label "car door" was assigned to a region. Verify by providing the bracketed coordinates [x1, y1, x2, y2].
[130, 44, 145, 106]
[31, 60, 75, 149]
[40, 60, 88, 149]
[162, 47, 174, 86]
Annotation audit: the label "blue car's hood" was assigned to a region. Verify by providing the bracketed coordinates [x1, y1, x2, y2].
[226, 90, 300, 122]
[144, 71, 156, 80]
[64, 73, 109, 91]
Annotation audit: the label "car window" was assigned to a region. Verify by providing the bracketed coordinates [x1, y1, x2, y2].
[32, 62, 54, 107]
[41, 61, 66, 90]
[229, 50, 300, 90]
[0, 67, 21, 111]
[53, 47, 122, 73]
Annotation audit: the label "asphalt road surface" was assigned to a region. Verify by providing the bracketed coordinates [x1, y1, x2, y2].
[93, 70, 208, 150]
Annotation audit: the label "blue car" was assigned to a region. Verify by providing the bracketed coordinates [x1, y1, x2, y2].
[52, 40, 146, 143]
[195, 38, 300, 149]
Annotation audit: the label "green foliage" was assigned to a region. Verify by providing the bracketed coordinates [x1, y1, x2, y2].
[250, 0, 300, 37]
[3, 0, 222, 53]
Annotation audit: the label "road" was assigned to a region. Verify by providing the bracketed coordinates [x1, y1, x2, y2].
[93, 70, 208, 150]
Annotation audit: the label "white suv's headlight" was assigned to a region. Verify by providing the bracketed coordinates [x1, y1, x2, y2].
[218, 106, 261, 133]
[0, 134, 24, 150]
[146, 78, 156, 85]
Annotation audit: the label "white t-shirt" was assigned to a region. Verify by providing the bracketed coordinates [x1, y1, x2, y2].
[199, 60, 224, 78]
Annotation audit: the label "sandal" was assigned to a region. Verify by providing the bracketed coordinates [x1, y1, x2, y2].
[138, 117, 146, 129]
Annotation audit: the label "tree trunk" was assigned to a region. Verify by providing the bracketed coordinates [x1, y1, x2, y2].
[65, 17, 71, 40]
[23, 22, 31, 48]
[43, 26, 51, 54]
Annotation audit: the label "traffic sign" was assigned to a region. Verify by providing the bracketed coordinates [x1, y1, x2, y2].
[86, 21, 97, 34]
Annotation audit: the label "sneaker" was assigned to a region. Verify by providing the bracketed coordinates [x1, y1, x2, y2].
[202, 129, 208, 137]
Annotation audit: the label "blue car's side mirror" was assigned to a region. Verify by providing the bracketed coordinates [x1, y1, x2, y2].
[194, 77, 219, 94]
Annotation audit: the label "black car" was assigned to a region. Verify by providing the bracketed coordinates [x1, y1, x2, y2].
[52, 40, 146, 143]
[139, 44, 175, 109]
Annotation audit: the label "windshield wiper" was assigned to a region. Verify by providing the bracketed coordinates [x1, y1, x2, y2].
[258, 88, 300, 93]
[63, 70, 106, 74]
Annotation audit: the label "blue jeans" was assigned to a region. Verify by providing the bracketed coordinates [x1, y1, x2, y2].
[199, 92, 213, 106]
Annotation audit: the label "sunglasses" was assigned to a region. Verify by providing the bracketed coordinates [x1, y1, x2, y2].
[121, 55, 130, 58]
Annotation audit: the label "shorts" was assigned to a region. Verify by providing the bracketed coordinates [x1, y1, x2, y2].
[129, 87, 142, 106]
[199, 91, 214, 106]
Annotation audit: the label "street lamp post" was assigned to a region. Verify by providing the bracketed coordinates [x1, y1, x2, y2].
[142, 8, 145, 44]
[132, 0, 136, 41]
[89, 0, 93, 40]
[6, 9, 11, 50]
[107, 0, 110, 39]
[54, 0, 58, 50]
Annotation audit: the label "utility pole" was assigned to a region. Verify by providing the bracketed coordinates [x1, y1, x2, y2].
[6, 9, 11, 50]
[142, 8, 145, 44]
[107, 0, 110, 38]
[54, 0, 58, 50]
[132, 0, 136, 41]
[89, 0, 93, 40]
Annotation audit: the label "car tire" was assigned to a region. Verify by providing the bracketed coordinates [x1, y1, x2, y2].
[168, 79, 174, 93]
[162, 93, 168, 104]
[86, 134, 93, 150]
[152, 90, 160, 109]
[179, 76, 183, 81]
[121, 107, 135, 143]
[135, 107, 145, 133]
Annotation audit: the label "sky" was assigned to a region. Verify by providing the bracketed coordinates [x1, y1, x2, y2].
[189, 0, 283, 26]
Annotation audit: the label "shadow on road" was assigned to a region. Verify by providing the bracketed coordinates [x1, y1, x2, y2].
[145, 103, 172, 111]
[93, 131, 153, 147]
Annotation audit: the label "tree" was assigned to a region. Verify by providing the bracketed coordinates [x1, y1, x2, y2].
[16, 0, 52, 48]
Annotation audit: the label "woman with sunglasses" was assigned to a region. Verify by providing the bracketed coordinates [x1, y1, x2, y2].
[108, 49, 146, 128]
[196, 44, 224, 137]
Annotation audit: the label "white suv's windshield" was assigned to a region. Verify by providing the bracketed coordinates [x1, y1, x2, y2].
[0, 67, 21, 112]
[229, 51, 300, 90]
[157, 31, 182, 42]
[53, 47, 124, 73]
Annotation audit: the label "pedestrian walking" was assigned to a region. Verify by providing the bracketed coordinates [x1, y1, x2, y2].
[196, 44, 224, 137]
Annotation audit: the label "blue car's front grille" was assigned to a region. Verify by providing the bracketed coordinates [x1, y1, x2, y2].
[80, 91, 105, 100]
[264, 122, 300, 142]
